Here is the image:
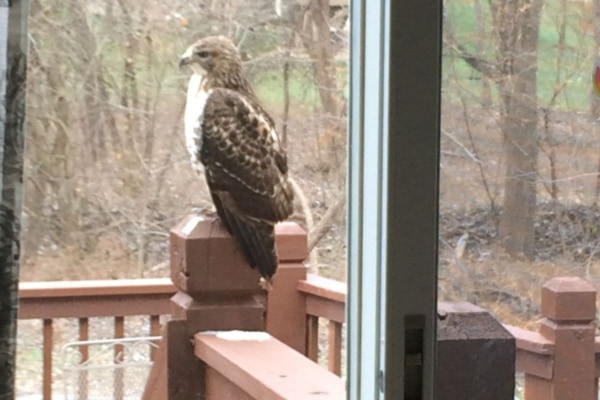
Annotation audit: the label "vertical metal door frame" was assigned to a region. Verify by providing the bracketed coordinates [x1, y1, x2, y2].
[347, 1, 442, 399]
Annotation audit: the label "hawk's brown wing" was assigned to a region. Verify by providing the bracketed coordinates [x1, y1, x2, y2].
[199, 88, 294, 280]
[201, 89, 293, 222]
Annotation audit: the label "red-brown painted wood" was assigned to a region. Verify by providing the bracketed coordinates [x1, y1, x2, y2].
[43, 319, 53, 400]
[328, 321, 342, 376]
[266, 262, 307, 354]
[527, 277, 597, 400]
[195, 331, 345, 400]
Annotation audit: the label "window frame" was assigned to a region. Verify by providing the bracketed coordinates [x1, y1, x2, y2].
[347, 1, 442, 398]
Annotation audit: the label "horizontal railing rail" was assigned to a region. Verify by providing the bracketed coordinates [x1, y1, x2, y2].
[505, 324, 600, 379]
[19, 278, 176, 319]
[194, 331, 346, 399]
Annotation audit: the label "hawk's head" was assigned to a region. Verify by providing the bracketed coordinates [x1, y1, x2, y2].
[179, 36, 242, 78]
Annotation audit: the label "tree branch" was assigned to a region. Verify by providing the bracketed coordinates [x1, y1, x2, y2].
[444, 27, 500, 79]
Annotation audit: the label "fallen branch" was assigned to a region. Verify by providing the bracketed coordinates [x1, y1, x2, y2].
[307, 194, 345, 253]
[288, 177, 318, 270]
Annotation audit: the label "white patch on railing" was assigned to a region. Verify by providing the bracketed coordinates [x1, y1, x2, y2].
[202, 330, 271, 341]
[182, 215, 204, 235]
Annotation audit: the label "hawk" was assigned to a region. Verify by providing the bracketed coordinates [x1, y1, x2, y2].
[179, 36, 294, 285]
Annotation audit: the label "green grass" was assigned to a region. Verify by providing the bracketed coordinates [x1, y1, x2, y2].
[252, 61, 349, 113]
[253, 66, 322, 110]
[444, 1, 596, 110]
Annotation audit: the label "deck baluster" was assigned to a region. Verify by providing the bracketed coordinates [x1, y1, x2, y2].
[78, 317, 89, 400]
[150, 315, 160, 360]
[307, 315, 319, 362]
[43, 319, 53, 400]
[114, 316, 125, 400]
[328, 320, 342, 376]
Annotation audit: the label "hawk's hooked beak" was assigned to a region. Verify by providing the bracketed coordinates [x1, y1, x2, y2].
[179, 47, 194, 69]
[179, 55, 191, 69]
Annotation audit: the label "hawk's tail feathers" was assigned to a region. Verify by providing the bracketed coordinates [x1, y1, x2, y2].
[219, 206, 278, 281]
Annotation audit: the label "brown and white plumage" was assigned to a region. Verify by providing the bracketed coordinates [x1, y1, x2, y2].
[179, 36, 294, 283]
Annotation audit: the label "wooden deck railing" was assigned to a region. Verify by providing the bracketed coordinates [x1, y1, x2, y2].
[149, 215, 514, 399]
[19, 274, 600, 400]
[24, 273, 600, 400]
[17, 214, 600, 399]
[17, 275, 349, 399]
[18, 278, 176, 400]
[297, 274, 346, 375]
[298, 275, 600, 400]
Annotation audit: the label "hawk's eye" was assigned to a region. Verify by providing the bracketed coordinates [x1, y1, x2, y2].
[196, 51, 209, 58]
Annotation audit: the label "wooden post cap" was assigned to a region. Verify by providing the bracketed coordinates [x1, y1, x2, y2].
[169, 216, 308, 298]
[541, 277, 596, 322]
[170, 216, 262, 297]
[274, 222, 308, 262]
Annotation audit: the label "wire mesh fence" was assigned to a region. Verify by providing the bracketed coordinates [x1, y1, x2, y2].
[60, 336, 160, 400]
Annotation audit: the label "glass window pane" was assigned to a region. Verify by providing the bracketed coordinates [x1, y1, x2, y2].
[441, 1, 600, 398]
[19, 1, 353, 398]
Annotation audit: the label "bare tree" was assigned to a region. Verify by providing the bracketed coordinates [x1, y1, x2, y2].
[496, 0, 544, 257]
[293, 0, 345, 117]
[593, 0, 600, 202]
[446, 0, 545, 258]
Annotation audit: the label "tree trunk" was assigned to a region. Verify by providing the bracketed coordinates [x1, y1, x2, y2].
[118, 0, 141, 154]
[28, 1, 75, 244]
[593, 0, 600, 202]
[474, 0, 492, 107]
[593, 0, 600, 119]
[295, 0, 345, 117]
[496, 0, 544, 258]
[0, 2, 28, 398]
[70, 0, 110, 160]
